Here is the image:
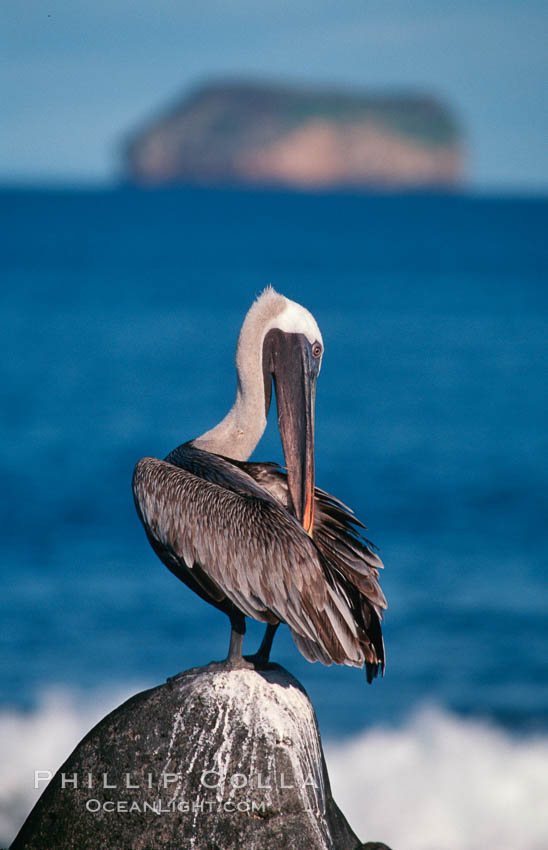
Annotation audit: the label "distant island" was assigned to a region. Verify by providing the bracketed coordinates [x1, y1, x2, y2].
[123, 79, 463, 190]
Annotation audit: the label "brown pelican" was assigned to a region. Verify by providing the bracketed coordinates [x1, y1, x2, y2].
[133, 287, 386, 681]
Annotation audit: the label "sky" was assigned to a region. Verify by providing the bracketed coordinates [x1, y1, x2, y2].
[2, 0, 547, 190]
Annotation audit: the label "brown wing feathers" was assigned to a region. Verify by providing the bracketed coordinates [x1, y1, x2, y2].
[240, 461, 386, 680]
[133, 446, 385, 678]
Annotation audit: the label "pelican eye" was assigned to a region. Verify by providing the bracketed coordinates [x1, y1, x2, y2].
[312, 342, 322, 358]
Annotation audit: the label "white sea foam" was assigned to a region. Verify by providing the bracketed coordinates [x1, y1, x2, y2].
[0, 685, 141, 847]
[1, 690, 548, 849]
[326, 706, 548, 850]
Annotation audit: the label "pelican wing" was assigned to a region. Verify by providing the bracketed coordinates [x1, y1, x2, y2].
[235, 461, 386, 680]
[133, 447, 379, 669]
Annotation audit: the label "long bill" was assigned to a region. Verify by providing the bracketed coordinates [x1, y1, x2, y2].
[269, 331, 318, 534]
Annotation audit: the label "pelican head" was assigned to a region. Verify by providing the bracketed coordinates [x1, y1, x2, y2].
[193, 287, 323, 532]
[260, 293, 323, 533]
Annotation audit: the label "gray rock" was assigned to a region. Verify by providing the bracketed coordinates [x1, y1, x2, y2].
[12, 664, 389, 849]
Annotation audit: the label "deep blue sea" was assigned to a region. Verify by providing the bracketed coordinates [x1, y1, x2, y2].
[1, 187, 547, 848]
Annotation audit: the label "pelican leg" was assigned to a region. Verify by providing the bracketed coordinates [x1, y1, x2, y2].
[199, 612, 255, 672]
[224, 613, 255, 669]
[245, 623, 279, 668]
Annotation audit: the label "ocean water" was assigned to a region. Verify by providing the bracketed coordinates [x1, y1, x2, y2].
[1, 187, 547, 847]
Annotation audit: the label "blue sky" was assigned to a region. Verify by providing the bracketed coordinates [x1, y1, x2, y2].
[3, 1, 547, 189]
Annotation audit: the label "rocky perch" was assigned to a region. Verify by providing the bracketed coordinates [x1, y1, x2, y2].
[12, 664, 391, 850]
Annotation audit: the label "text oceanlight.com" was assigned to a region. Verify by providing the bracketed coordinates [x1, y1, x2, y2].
[33, 769, 320, 816]
[84, 798, 269, 814]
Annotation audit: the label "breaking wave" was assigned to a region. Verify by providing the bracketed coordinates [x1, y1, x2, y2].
[326, 706, 548, 850]
[1, 689, 547, 849]
[0, 685, 141, 847]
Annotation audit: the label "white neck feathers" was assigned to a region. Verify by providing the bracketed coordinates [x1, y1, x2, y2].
[192, 287, 322, 461]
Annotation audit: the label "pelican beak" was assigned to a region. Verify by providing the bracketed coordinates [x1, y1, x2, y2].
[265, 329, 320, 534]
